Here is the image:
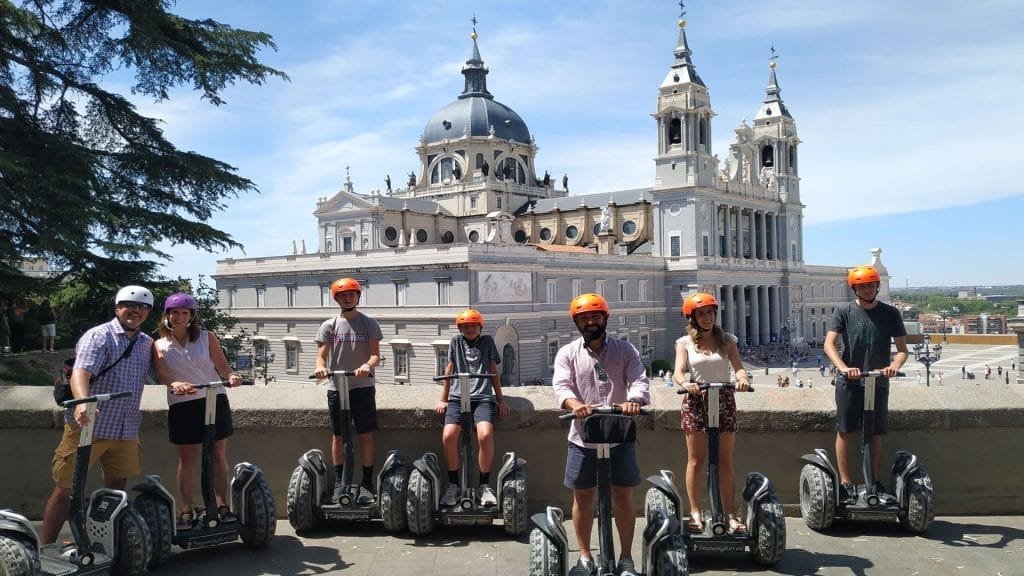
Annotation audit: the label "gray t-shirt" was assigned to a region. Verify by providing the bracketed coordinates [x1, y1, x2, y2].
[829, 301, 906, 378]
[316, 313, 382, 391]
[447, 334, 500, 400]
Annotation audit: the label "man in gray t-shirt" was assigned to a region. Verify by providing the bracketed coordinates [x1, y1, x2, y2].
[314, 278, 382, 505]
[824, 266, 908, 506]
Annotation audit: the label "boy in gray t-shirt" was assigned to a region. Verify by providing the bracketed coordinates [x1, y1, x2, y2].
[433, 309, 509, 507]
[314, 278, 382, 504]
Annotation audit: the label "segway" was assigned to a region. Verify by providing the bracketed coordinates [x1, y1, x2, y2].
[406, 372, 527, 536]
[38, 392, 151, 575]
[286, 370, 410, 531]
[0, 509, 39, 576]
[134, 380, 275, 567]
[529, 406, 688, 576]
[799, 370, 935, 533]
[645, 383, 785, 565]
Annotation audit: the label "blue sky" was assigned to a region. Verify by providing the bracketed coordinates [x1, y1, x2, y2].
[138, 0, 1021, 287]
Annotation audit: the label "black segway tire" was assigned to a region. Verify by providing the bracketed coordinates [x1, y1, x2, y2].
[237, 477, 276, 547]
[798, 464, 835, 531]
[644, 486, 677, 525]
[406, 468, 436, 536]
[0, 535, 39, 576]
[654, 535, 689, 576]
[528, 528, 561, 576]
[501, 467, 528, 535]
[286, 465, 317, 531]
[899, 469, 935, 534]
[133, 492, 173, 567]
[112, 505, 151, 576]
[379, 466, 409, 532]
[750, 493, 786, 565]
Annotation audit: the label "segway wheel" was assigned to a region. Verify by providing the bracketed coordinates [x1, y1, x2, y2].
[379, 466, 409, 532]
[528, 527, 561, 576]
[654, 534, 689, 576]
[501, 466, 528, 535]
[898, 469, 935, 534]
[236, 477, 276, 547]
[798, 464, 835, 531]
[112, 505, 151, 576]
[406, 468, 436, 536]
[286, 465, 317, 531]
[644, 486, 677, 525]
[133, 492, 173, 567]
[0, 535, 39, 576]
[750, 493, 786, 565]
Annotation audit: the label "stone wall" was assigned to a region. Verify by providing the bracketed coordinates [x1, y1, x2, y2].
[2, 383, 1023, 519]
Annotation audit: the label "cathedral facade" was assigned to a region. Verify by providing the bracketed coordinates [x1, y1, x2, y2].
[214, 16, 887, 385]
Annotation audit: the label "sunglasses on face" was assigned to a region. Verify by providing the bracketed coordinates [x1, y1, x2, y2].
[118, 302, 152, 311]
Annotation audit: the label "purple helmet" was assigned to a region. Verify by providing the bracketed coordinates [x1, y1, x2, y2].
[163, 293, 198, 312]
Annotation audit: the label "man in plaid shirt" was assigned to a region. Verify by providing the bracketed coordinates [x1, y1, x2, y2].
[40, 285, 155, 544]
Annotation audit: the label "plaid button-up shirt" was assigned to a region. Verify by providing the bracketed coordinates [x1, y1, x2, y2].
[65, 319, 152, 440]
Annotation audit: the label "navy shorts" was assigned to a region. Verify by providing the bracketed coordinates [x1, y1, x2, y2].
[835, 376, 889, 434]
[443, 398, 496, 426]
[563, 442, 640, 490]
[168, 394, 234, 445]
[328, 387, 378, 435]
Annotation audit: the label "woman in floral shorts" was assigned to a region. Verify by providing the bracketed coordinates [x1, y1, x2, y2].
[673, 293, 751, 535]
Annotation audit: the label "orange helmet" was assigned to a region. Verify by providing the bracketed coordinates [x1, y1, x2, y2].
[455, 308, 484, 327]
[330, 277, 362, 300]
[570, 293, 610, 318]
[847, 266, 880, 288]
[682, 292, 718, 318]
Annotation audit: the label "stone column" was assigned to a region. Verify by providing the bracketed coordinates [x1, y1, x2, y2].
[750, 286, 761, 346]
[736, 285, 747, 345]
[758, 211, 768, 260]
[770, 286, 781, 342]
[722, 206, 732, 259]
[1008, 299, 1024, 384]
[723, 285, 735, 336]
[760, 285, 771, 345]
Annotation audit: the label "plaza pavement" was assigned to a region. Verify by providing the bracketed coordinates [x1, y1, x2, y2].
[41, 515, 1024, 575]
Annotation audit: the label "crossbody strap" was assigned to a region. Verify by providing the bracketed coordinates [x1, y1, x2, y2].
[91, 335, 138, 382]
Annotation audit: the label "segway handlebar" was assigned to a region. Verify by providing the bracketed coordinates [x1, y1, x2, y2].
[861, 370, 905, 378]
[308, 370, 374, 379]
[677, 382, 755, 394]
[558, 405, 651, 421]
[62, 390, 131, 408]
[433, 372, 496, 382]
[194, 379, 255, 389]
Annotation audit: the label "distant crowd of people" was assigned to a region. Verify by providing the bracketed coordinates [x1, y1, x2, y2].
[1, 298, 57, 354]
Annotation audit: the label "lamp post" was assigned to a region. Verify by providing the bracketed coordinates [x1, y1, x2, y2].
[915, 334, 942, 387]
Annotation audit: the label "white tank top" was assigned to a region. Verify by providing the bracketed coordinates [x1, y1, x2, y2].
[676, 332, 738, 384]
[156, 331, 224, 406]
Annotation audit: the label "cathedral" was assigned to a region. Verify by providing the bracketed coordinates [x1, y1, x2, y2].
[214, 14, 887, 385]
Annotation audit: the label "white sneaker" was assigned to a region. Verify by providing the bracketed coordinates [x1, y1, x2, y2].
[616, 556, 638, 576]
[441, 483, 460, 507]
[478, 484, 497, 507]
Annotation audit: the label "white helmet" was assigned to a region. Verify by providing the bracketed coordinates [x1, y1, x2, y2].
[114, 285, 154, 307]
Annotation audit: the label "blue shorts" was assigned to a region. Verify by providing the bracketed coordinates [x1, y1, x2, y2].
[563, 442, 640, 490]
[443, 398, 496, 426]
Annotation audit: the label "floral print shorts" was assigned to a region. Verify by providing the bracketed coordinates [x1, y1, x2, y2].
[680, 389, 738, 433]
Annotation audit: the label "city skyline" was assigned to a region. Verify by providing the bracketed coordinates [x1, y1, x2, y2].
[117, 1, 1020, 287]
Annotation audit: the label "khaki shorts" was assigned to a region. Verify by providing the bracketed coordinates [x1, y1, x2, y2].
[51, 424, 142, 488]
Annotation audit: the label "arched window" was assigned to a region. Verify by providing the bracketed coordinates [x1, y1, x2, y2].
[760, 145, 775, 167]
[441, 231, 455, 243]
[539, 228, 552, 242]
[430, 157, 461, 184]
[667, 118, 682, 146]
[468, 230, 480, 242]
[565, 225, 579, 240]
[699, 117, 708, 150]
[513, 229, 527, 243]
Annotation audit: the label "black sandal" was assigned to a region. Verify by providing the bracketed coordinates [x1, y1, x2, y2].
[177, 510, 195, 530]
[217, 505, 239, 523]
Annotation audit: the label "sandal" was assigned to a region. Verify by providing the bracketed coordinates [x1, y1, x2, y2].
[217, 505, 239, 523]
[687, 512, 704, 533]
[728, 515, 747, 535]
[176, 510, 195, 530]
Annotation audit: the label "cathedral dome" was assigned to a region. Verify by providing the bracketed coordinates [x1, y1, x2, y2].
[422, 96, 531, 144]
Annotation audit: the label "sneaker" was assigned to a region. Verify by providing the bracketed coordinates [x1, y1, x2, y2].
[567, 556, 596, 576]
[478, 484, 497, 507]
[331, 480, 347, 504]
[872, 481, 896, 504]
[441, 483, 460, 507]
[616, 556, 638, 576]
[840, 482, 859, 505]
[356, 484, 376, 505]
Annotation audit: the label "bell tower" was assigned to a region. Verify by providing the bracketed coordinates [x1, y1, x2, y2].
[653, 5, 717, 190]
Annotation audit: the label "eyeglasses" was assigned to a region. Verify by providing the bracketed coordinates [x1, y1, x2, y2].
[118, 302, 152, 311]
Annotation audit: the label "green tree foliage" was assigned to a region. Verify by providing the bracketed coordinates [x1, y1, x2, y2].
[0, 0, 288, 290]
